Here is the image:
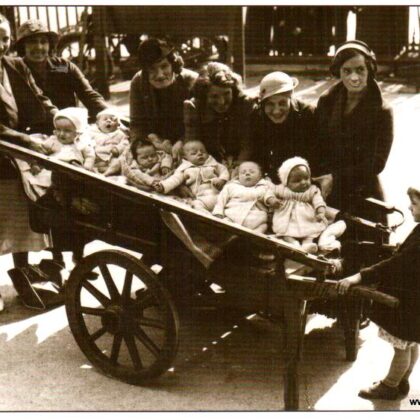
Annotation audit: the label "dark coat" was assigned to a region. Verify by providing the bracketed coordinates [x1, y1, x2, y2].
[315, 79, 393, 214]
[23, 56, 107, 119]
[360, 224, 420, 343]
[184, 93, 255, 163]
[130, 68, 197, 144]
[0, 57, 57, 179]
[249, 98, 318, 182]
[0, 56, 56, 139]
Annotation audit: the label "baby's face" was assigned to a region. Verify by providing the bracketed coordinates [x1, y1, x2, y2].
[238, 162, 262, 187]
[97, 114, 119, 133]
[183, 142, 208, 166]
[136, 145, 159, 169]
[54, 117, 78, 144]
[287, 165, 311, 193]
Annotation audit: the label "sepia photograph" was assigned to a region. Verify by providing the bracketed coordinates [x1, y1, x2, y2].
[0, 1, 419, 412]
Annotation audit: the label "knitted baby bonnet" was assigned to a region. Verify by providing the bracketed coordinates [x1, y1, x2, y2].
[278, 156, 310, 185]
[54, 107, 88, 133]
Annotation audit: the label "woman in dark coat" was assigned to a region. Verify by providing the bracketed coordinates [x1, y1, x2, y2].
[14, 19, 107, 120]
[337, 185, 420, 400]
[249, 71, 318, 182]
[184, 62, 254, 170]
[314, 40, 393, 219]
[130, 38, 197, 159]
[0, 14, 57, 310]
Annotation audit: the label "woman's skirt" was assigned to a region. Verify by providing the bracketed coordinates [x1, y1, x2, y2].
[0, 178, 49, 255]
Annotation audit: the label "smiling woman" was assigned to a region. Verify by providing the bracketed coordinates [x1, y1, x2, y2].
[14, 19, 107, 120]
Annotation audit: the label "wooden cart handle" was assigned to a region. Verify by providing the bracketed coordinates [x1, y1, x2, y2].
[287, 275, 399, 309]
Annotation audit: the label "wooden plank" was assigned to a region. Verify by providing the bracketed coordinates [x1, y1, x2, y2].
[0, 140, 332, 272]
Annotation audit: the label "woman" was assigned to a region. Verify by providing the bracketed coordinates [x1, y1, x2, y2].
[184, 62, 254, 169]
[130, 37, 197, 158]
[314, 40, 393, 218]
[249, 71, 318, 182]
[14, 19, 107, 120]
[0, 14, 57, 310]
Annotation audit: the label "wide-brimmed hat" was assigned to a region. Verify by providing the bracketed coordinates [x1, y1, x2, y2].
[259, 72, 299, 101]
[137, 38, 174, 69]
[14, 19, 58, 50]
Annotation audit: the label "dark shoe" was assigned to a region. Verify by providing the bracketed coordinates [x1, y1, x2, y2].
[358, 381, 399, 400]
[398, 379, 410, 397]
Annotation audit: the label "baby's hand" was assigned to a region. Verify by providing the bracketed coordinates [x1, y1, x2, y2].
[266, 197, 282, 209]
[212, 178, 227, 190]
[316, 212, 328, 225]
[111, 147, 120, 157]
[161, 167, 171, 176]
[152, 181, 164, 193]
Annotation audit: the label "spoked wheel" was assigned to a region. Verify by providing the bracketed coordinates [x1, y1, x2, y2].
[65, 250, 179, 384]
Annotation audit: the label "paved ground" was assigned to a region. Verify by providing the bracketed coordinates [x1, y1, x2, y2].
[0, 70, 419, 411]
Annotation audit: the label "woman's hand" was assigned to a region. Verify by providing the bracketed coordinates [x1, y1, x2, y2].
[266, 196, 282, 209]
[336, 273, 362, 295]
[313, 174, 333, 198]
[172, 140, 184, 161]
[28, 134, 47, 154]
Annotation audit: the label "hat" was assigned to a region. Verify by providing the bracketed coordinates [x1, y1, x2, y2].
[96, 108, 120, 122]
[278, 156, 310, 185]
[334, 40, 376, 61]
[137, 38, 174, 69]
[259, 72, 299, 101]
[14, 19, 58, 50]
[54, 107, 88, 133]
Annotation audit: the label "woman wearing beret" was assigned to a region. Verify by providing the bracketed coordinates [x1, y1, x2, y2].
[249, 71, 318, 182]
[14, 19, 107, 119]
[0, 14, 58, 310]
[184, 62, 254, 170]
[130, 38, 197, 160]
[314, 40, 393, 221]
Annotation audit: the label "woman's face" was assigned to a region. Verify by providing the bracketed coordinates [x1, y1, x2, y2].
[339, 53, 369, 94]
[207, 85, 233, 114]
[24, 34, 50, 63]
[0, 21, 11, 59]
[263, 93, 291, 124]
[148, 58, 174, 89]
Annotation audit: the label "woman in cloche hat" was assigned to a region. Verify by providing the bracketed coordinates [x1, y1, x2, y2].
[14, 19, 107, 119]
[249, 71, 319, 183]
[129, 37, 197, 161]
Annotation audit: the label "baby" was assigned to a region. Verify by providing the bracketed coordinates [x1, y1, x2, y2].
[213, 161, 272, 233]
[121, 139, 173, 191]
[154, 140, 229, 212]
[267, 156, 346, 253]
[89, 109, 129, 176]
[18, 107, 95, 199]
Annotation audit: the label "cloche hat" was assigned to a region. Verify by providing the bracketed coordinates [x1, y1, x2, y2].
[14, 19, 58, 50]
[137, 38, 174, 70]
[259, 72, 299, 101]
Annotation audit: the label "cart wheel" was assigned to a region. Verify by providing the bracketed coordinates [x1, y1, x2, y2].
[65, 250, 179, 384]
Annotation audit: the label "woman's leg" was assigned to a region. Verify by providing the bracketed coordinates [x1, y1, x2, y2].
[12, 252, 29, 268]
[383, 346, 412, 387]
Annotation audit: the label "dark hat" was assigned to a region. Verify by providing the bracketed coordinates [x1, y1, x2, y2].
[14, 19, 58, 50]
[137, 38, 174, 69]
